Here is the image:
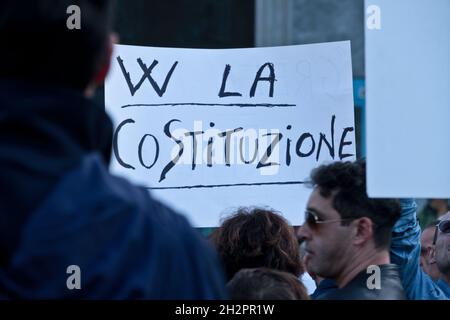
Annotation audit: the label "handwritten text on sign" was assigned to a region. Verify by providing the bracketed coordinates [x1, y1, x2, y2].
[105, 42, 356, 226]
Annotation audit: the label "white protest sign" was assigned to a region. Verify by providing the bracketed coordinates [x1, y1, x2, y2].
[105, 42, 356, 226]
[366, 0, 450, 198]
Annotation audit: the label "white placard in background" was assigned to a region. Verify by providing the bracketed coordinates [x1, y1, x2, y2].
[105, 42, 355, 226]
[365, 0, 450, 198]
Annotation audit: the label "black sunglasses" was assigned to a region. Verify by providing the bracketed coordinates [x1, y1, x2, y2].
[304, 210, 353, 228]
[432, 220, 450, 245]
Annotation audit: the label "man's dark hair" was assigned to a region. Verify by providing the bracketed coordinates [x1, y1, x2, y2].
[309, 160, 401, 249]
[0, 0, 115, 90]
[227, 268, 310, 300]
[210, 207, 303, 281]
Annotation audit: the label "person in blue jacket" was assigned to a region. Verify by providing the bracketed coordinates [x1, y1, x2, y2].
[0, 0, 227, 299]
[390, 199, 450, 299]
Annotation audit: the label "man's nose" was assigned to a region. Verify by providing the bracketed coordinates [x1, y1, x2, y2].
[297, 224, 311, 242]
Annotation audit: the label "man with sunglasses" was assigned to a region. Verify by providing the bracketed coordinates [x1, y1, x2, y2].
[298, 160, 406, 299]
[391, 200, 450, 299]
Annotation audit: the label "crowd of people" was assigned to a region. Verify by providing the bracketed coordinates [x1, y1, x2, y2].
[0, 0, 449, 300]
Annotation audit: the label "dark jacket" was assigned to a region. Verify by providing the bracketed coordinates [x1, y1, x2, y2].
[316, 264, 406, 300]
[0, 79, 227, 299]
[310, 278, 338, 300]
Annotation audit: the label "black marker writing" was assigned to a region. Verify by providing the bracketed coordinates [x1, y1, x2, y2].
[159, 119, 184, 182]
[117, 56, 178, 97]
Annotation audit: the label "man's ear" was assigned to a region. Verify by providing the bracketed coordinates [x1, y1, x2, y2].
[427, 245, 436, 264]
[353, 217, 374, 246]
[93, 33, 118, 85]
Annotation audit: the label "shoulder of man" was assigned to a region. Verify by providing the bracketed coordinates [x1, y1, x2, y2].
[1, 153, 227, 299]
[436, 279, 450, 299]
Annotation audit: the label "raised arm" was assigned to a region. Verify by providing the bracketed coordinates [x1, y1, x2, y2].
[390, 199, 447, 299]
